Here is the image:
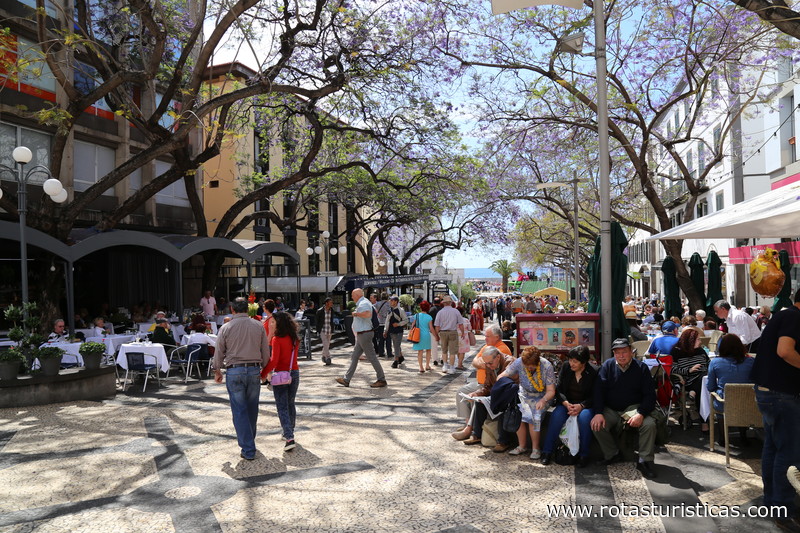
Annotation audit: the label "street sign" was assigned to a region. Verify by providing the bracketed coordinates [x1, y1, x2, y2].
[430, 274, 452, 282]
[317, 271, 337, 277]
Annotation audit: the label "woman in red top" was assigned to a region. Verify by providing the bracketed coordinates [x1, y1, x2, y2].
[261, 311, 300, 451]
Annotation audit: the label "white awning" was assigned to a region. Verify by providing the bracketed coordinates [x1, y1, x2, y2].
[648, 182, 800, 240]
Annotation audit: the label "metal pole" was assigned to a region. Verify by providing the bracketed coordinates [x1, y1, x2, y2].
[17, 163, 28, 306]
[573, 174, 580, 303]
[595, 0, 613, 359]
[177, 261, 184, 319]
[66, 261, 75, 335]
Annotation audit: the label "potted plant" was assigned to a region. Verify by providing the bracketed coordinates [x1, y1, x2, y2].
[37, 345, 65, 377]
[4, 303, 46, 374]
[0, 347, 25, 381]
[79, 341, 106, 370]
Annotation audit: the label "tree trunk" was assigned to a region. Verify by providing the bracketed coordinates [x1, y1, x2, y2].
[201, 251, 226, 300]
[502, 275, 508, 293]
[661, 240, 705, 313]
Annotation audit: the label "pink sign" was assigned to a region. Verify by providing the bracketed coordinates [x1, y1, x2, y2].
[728, 241, 800, 264]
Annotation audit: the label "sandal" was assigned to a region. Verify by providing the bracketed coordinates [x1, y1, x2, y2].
[425, 367, 432, 372]
[419, 369, 425, 373]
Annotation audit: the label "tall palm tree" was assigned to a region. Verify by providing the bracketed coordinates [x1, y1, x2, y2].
[490, 259, 519, 293]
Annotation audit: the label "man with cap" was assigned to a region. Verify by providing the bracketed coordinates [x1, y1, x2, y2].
[646, 320, 680, 355]
[433, 296, 465, 374]
[591, 338, 658, 479]
[149, 318, 176, 350]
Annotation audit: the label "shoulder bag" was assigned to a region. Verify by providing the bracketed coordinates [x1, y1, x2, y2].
[407, 313, 421, 343]
[271, 340, 297, 386]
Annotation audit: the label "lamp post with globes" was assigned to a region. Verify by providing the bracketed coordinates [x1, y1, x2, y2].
[305, 230, 346, 296]
[0, 146, 67, 306]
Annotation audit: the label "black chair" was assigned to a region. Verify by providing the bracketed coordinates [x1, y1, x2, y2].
[123, 352, 160, 392]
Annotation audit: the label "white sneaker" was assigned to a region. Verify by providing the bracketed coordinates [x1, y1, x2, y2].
[508, 446, 529, 455]
[447, 366, 455, 374]
[442, 363, 450, 373]
[530, 449, 541, 460]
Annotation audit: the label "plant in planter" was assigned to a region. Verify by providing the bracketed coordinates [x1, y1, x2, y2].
[37, 345, 65, 376]
[78, 341, 106, 370]
[4, 303, 46, 374]
[0, 347, 26, 381]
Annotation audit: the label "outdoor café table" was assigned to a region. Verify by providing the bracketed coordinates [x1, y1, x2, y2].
[87, 334, 135, 355]
[40, 341, 84, 366]
[117, 343, 170, 373]
[180, 333, 217, 347]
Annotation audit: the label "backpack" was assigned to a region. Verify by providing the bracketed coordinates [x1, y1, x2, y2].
[371, 308, 380, 329]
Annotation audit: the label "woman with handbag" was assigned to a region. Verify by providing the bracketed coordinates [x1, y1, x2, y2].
[411, 301, 438, 373]
[261, 312, 300, 452]
[540, 345, 597, 467]
[497, 346, 556, 459]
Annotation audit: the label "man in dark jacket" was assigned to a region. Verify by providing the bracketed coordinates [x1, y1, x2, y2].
[590, 338, 658, 479]
[149, 319, 176, 350]
[315, 297, 335, 365]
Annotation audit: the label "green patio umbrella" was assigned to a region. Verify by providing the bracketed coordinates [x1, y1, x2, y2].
[772, 249, 793, 312]
[688, 252, 706, 311]
[587, 222, 629, 340]
[705, 250, 723, 315]
[661, 256, 683, 319]
[587, 237, 601, 314]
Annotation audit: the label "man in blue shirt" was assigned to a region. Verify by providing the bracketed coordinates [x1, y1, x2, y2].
[591, 338, 658, 479]
[751, 290, 800, 533]
[336, 288, 387, 388]
[646, 321, 679, 355]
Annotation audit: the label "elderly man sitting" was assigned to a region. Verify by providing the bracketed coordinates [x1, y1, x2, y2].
[591, 338, 659, 479]
[48, 318, 67, 342]
[452, 324, 513, 438]
[149, 319, 176, 349]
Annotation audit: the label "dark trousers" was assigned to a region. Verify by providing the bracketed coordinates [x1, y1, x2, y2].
[372, 326, 385, 356]
[472, 402, 512, 444]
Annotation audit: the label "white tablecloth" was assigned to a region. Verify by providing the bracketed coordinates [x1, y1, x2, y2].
[86, 334, 135, 355]
[40, 341, 84, 366]
[700, 375, 710, 422]
[117, 343, 170, 373]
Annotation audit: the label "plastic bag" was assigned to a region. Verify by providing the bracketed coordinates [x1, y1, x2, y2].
[558, 415, 580, 456]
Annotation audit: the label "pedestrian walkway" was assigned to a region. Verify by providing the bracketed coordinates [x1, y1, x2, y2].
[0, 336, 780, 533]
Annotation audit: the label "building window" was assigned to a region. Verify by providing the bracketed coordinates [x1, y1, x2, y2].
[73, 140, 115, 195]
[715, 192, 724, 211]
[129, 167, 142, 197]
[713, 126, 722, 149]
[696, 199, 708, 218]
[0, 122, 52, 183]
[209, 180, 219, 188]
[1, 35, 57, 94]
[154, 160, 190, 207]
[698, 143, 706, 174]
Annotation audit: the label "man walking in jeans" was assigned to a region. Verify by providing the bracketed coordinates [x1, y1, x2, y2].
[213, 298, 271, 461]
[751, 289, 800, 533]
[336, 288, 387, 388]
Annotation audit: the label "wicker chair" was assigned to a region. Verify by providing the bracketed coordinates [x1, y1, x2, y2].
[709, 383, 762, 465]
[631, 340, 651, 359]
[707, 330, 724, 353]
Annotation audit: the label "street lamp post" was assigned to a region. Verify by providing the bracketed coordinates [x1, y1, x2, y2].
[0, 146, 67, 307]
[305, 230, 346, 296]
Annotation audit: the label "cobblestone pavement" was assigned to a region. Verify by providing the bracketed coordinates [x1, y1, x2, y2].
[0, 334, 782, 533]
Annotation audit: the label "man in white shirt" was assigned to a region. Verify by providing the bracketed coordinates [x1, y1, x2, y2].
[433, 296, 465, 374]
[200, 290, 218, 318]
[713, 300, 762, 350]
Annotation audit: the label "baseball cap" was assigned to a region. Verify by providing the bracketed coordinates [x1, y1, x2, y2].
[661, 321, 679, 333]
[611, 338, 631, 350]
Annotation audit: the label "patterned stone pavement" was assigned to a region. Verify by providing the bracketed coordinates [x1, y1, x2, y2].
[0, 335, 784, 533]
